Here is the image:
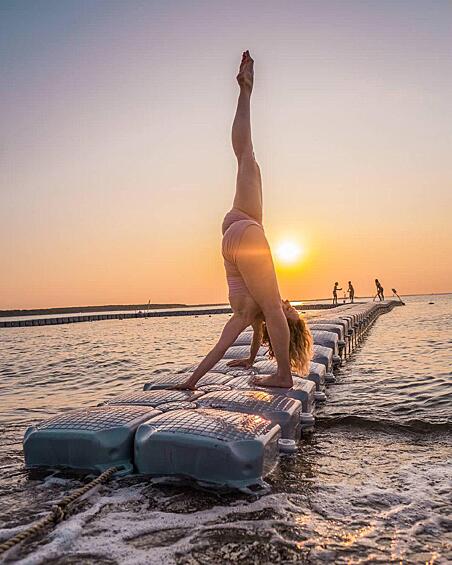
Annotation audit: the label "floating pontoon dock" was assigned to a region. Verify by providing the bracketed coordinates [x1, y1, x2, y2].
[23, 300, 401, 490]
[0, 303, 333, 328]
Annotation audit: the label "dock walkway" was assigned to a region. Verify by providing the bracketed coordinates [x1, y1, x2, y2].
[23, 300, 401, 490]
[1, 303, 335, 328]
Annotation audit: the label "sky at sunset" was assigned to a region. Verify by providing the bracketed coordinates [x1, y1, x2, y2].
[1, 0, 451, 309]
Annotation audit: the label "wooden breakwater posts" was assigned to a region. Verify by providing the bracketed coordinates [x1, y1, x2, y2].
[0, 303, 336, 328]
[22, 300, 401, 493]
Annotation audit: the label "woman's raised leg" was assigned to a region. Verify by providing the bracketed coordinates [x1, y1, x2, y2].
[232, 52, 292, 388]
[231, 51, 263, 224]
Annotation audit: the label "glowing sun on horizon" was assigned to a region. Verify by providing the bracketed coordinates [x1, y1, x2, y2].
[275, 239, 304, 264]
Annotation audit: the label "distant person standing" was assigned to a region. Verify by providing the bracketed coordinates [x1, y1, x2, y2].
[332, 282, 342, 305]
[348, 281, 355, 303]
[375, 279, 384, 301]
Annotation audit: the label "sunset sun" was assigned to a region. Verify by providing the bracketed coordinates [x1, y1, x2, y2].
[275, 239, 303, 264]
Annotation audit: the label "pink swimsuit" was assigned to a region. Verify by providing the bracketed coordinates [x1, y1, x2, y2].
[222, 208, 263, 297]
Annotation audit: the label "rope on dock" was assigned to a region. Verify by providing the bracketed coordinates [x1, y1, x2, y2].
[0, 465, 119, 557]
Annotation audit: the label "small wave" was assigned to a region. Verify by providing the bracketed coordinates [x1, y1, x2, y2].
[316, 414, 452, 433]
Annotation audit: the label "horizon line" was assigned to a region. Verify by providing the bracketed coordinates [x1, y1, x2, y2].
[1, 291, 450, 317]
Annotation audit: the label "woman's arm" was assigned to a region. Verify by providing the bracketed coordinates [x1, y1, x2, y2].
[174, 314, 250, 390]
[226, 320, 263, 368]
[249, 320, 264, 361]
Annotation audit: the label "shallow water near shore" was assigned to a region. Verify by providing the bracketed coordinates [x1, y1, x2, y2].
[0, 295, 451, 564]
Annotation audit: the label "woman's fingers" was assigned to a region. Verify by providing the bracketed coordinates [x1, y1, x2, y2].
[226, 358, 252, 368]
[173, 382, 196, 391]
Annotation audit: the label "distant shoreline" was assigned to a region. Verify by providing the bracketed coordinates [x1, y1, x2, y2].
[0, 292, 449, 318]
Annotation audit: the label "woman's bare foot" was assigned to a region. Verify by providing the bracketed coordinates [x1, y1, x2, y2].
[236, 50, 254, 93]
[251, 373, 294, 388]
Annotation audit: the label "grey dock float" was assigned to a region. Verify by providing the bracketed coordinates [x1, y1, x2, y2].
[143, 372, 232, 390]
[196, 383, 233, 393]
[251, 359, 284, 374]
[195, 390, 302, 439]
[306, 362, 327, 392]
[223, 344, 268, 359]
[227, 354, 327, 394]
[179, 359, 255, 377]
[308, 323, 347, 357]
[23, 300, 402, 489]
[312, 344, 334, 371]
[310, 330, 339, 355]
[104, 389, 204, 406]
[232, 331, 254, 346]
[157, 401, 198, 412]
[228, 374, 316, 415]
[134, 408, 280, 491]
[143, 367, 233, 390]
[24, 405, 161, 475]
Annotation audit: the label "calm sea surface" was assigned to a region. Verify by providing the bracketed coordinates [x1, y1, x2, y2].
[0, 295, 450, 564]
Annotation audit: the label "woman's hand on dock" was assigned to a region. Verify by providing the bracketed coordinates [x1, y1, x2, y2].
[226, 358, 254, 369]
[173, 380, 197, 391]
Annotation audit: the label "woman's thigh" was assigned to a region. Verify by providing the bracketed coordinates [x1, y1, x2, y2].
[236, 225, 281, 309]
[233, 157, 262, 223]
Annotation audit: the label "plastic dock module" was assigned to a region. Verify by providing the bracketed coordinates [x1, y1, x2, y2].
[157, 401, 197, 412]
[143, 372, 232, 390]
[181, 359, 250, 375]
[313, 318, 354, 354]
[242, 356, 326, 394]
[105, 389, 204, 406]
[252, 358, 314, 381]
[308, 323, 346, 341]
[223, 344, 268, 359]
[227, 375, 316, 414]
[314, 317, 350, 333]
[306, 362, 327, 391]
[252, 358, 283, 375]
[232, 332, 253, 346]
[23, 405, 161, 474]
[134, 408, 281, 490]
[312, 344, 334, 371]
[198, 384, 232, 393]
[310, 330, 339, 355]
[309, 323, 347, 357]
[196, 390, 302, 439]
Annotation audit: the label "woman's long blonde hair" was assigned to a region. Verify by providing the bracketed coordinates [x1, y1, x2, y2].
[262, 315, 313, 376]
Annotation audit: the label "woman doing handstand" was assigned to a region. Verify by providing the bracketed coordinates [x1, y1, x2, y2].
[176, 51, 312, 390]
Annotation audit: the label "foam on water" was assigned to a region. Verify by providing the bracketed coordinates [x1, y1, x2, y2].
[3, 429, 450, 564]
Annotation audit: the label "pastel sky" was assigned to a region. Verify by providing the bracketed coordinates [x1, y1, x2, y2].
[1, 0, 451, 309]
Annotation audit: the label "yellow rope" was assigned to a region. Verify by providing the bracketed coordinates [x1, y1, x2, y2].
[0, 466, 119, 556]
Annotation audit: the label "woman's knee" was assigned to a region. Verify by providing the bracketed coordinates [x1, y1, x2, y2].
[237, 152, 259, 171]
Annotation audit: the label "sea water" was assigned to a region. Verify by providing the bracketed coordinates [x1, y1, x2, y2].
[0, 295, 450, 564]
